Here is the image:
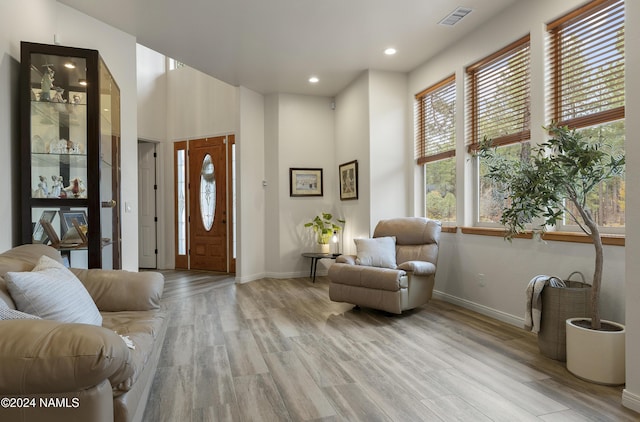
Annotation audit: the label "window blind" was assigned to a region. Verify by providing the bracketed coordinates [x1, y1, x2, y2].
[548, 0, 624, 128]
[466, 36, 531, 149]
[415, 75, 456, 164]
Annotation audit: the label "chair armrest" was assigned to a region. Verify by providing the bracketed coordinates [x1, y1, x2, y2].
[70, 269, 164, 311]
[336, 255, 356, 265]
[0, 320, 132, 394]
[398, 261, 436, 276]
[329, 263, 406, 291]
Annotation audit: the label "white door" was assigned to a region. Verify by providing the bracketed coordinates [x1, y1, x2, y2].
[138, 142, 157, 268]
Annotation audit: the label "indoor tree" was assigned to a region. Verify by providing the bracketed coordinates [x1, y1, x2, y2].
[476, 124, 625, 330]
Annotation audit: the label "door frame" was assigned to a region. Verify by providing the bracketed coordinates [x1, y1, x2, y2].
[174, 134, 236, 272]
[138, 140, 158, 269]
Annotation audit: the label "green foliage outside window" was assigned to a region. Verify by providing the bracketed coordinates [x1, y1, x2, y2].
[425, 157, 456, 222]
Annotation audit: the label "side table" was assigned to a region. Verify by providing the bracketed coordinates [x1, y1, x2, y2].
[301, 252, 340, 282]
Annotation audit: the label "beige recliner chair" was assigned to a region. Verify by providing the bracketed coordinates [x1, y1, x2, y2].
[328, 217, 441, 314]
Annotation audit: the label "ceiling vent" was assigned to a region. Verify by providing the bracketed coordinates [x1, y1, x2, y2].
[438, 7, 473, 26]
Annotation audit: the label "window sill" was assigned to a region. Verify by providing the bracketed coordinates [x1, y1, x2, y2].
[460, 227, 624, 246]
[460, 227, 533, 239]
[441, 226, 458, 234]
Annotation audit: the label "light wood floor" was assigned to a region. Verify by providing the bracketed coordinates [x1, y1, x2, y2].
[142, 273, 638, 422]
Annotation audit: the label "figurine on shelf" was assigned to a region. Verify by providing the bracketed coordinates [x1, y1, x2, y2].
[63, 177, 86, 198]
[40, 65, 54, 102]
[33, 175, 48, 198]
[39, 175, 48, 196]
[67, 140, 82, 154]
[52, 87, 68, 112]
[51, 87, 66, 103]
[50, 175, 63, 198]
[49, 139, 69, 154]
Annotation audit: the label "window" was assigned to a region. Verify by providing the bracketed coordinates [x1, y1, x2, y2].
[415, 75, 456, 222]
[168, 58, 185, 70]
[548, 0, 625, 231]
[467, 36, 531, 224]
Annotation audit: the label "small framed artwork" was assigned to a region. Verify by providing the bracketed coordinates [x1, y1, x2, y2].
[59, 210, 88, 235]
[290, 168, 323, 197]
[339, 160, 358, 200]
[32, 210, 57, 244]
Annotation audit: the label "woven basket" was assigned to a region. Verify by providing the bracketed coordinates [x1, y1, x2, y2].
[538, 271, 591, 361]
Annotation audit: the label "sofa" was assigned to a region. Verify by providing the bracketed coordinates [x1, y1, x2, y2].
[328, 217, 441, 314]
[0, 244, 167, 422]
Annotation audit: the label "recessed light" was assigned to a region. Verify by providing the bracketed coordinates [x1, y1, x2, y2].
[384, 48, 397, 55]
[64, 61, 76, 69]
[78, 79, 88, 86]
[309, 76, 319, 83]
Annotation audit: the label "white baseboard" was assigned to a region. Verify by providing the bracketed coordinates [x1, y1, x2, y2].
[266, 270, 310, 279]
[433, 290, 525, 328]
[235, 272, 266, 284]
[622, 389, 640, 413]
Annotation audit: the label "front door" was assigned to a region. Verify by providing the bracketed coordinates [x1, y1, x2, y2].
[188, 137, 227, 271]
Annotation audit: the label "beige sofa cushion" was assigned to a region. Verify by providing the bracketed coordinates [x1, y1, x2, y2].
[0, 319, 131, 395]
[102, 310, 167, 394]
[72, 268, 164, 312]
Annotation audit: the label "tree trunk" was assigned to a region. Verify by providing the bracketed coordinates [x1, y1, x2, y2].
[573, 200, 603, 331]
[586, 218, 603, 330]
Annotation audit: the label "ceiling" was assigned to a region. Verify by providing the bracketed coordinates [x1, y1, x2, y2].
[57, 0, 522, 97]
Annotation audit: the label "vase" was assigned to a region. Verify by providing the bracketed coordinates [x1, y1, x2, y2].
[316, 243, 330, 254]
[566, 318, 625, 385]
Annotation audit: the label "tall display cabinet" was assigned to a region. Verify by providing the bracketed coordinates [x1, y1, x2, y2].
[20, 42, 121, 269]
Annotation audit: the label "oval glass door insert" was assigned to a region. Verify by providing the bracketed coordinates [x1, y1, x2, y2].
[200, 154, 216, 231]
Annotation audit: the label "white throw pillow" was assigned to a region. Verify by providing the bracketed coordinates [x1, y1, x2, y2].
[0, 307, 41, 320]
[5, 255, 102, 326]
[354, 236, 397, 269]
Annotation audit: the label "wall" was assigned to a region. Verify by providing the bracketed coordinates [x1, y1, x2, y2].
[145, 61, 238, 269]
[407, 0, 636, 410]
[262, 93, 336, 278]
[136, 44, 167, 143]
[369, 70, 410, 227]
[236, 86, 266, 282]
[0, 1, 139, 269]
[0, 0, 57, 250]
[624, 0, 640, 413]
[166, 66, 238, 143]
[264, 94, 280, 277]
[334, 72, 371, 254]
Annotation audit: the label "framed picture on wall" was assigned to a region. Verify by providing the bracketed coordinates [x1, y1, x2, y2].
[339, 160, 358, 200]
[289, 168, 323, 197]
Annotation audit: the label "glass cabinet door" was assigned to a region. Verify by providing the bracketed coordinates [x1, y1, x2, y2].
[21, 42, 121, 269]
[99, 58, 121, 270]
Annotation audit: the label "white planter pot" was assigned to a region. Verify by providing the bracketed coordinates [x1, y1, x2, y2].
[316, 243, 330, 254]
[566, 318, 625, 385]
